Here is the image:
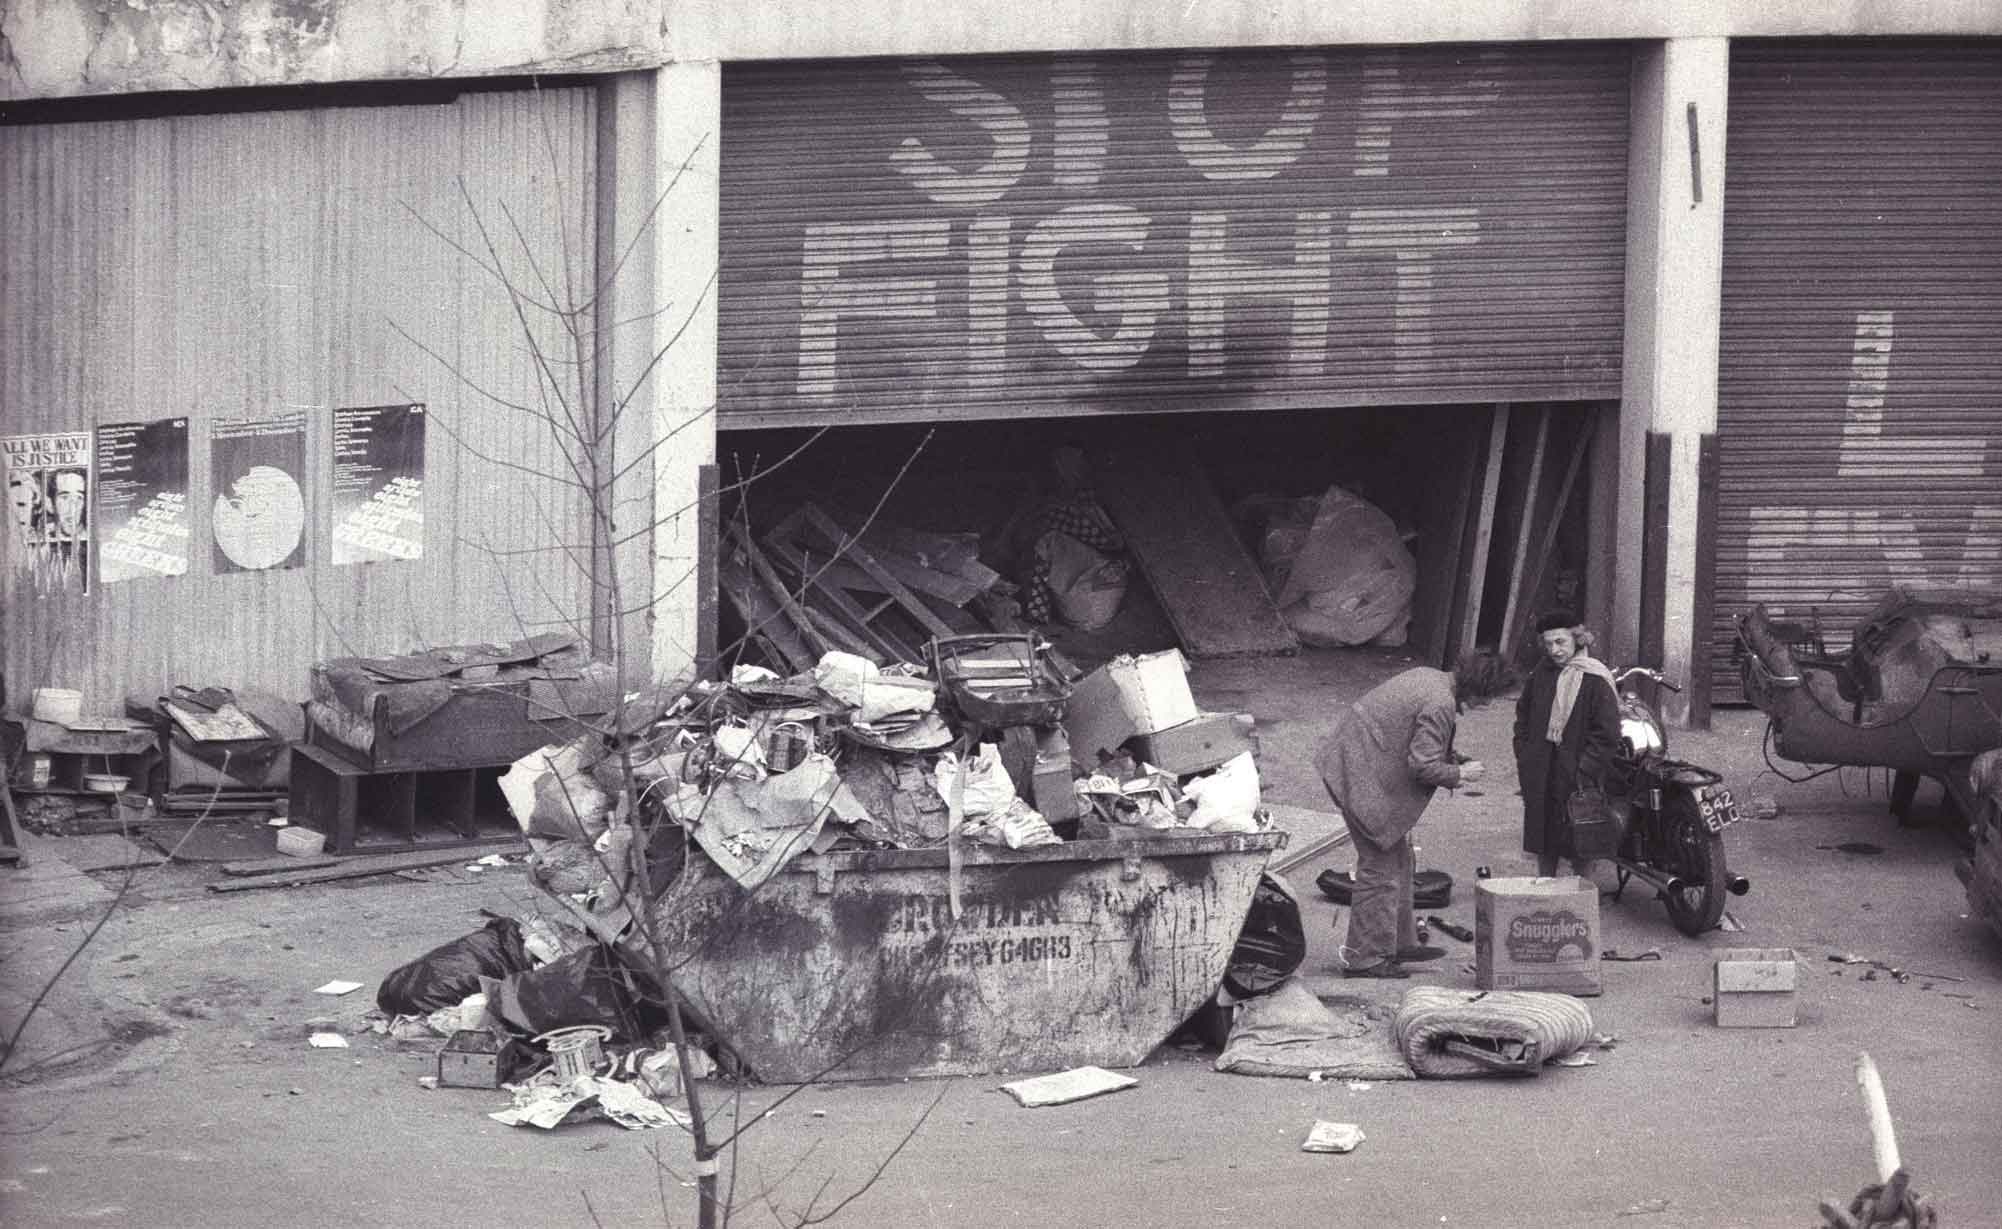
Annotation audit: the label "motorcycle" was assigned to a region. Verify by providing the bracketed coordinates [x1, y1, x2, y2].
[1600, 666, 1752, 936]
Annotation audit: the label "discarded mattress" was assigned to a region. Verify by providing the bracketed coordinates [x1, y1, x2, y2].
[1392, 985, 1593, 1077]
[1214, 979, 1415, 1081]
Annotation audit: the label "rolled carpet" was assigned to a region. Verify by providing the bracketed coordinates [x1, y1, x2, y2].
[1392, 985, 1594, 1077]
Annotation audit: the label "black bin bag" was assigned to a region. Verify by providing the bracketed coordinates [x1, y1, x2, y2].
[376, 917, 534, 1016]
[1222, 872, 1307, 999]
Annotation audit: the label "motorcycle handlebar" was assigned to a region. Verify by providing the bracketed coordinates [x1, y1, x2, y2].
[1614, 666, 1683, 694]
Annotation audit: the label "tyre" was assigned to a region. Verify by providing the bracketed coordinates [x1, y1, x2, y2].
[1661, 790, 1729, 936]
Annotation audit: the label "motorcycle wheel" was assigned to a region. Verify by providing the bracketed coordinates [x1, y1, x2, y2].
[1661, 790, 1729, 936]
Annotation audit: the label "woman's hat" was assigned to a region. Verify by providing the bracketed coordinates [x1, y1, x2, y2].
[1534, 608, 1579, 634]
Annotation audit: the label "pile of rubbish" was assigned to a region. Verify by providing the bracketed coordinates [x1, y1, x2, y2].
[505, 640, 1271, 930]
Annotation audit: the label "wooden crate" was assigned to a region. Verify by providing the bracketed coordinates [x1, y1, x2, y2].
[288, 741, 516, 853]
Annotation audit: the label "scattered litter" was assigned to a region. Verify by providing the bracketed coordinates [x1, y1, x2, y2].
[490, 1075, 692, 1131]
[1618, 1198, 1671, 1216]
[811, 1109, 827, 1118]
[267, 816, 290, 828]
[308, 1033, 348, 1049]
[999, 1066, 1138, 1107]
[1718, 912, 1746, 933]
[1602, 948, 1662, 962]
[1588, 1033, 1620, 1050]
[313, 980, 364, 996]
[472, 854, 511, 868]
[1426, 916, 1474, 943]
[417, 1076, 438, 1090]
[1346, 1081, 1373, 1092]
[1306, 1071, 1327, 1083]
[1300, 1121, 1365, 1154]
[1549, 1052, 1596, 1067]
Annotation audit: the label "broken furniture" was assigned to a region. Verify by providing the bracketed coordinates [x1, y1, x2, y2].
[298, 635, 617, 852]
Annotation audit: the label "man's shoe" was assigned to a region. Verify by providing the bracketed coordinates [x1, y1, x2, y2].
[1396, 944, 1448, 963]
[1342, 962, 1412, 980]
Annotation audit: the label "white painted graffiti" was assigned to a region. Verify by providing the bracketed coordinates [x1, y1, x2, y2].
[792, 53, 1509, 396]
[1743, 308, 1999, 596]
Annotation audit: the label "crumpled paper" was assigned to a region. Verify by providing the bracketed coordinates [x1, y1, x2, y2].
[489, 1075, 692, 1131]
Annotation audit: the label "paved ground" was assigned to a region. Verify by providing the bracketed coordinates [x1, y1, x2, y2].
[2, 647, 1998, 1228]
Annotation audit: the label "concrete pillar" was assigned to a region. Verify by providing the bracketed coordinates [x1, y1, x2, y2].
[647, 59, 722, 684]
[1616, 38, 1729, 723]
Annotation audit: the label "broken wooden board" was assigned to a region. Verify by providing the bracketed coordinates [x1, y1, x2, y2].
[1263, 804, 1351, 876]
[206, 841, 524, 892]
[1092, 448, 1299, 658]
[719, 532, 819, 673]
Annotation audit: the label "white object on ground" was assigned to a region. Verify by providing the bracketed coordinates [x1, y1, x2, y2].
[1301, 1121, 1366, 1153]
[999, 1066, 1138, 1107]
[308, 1032, 349, 1049]
[313, 980, 363, 996]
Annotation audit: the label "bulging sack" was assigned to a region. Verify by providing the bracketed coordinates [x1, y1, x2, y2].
[377, 917, 535, 1016]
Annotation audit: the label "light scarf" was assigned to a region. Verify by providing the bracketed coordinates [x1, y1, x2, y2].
[1547, 653, 1617, 743]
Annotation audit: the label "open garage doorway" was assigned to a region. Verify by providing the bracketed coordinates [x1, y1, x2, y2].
[710, 401, 1607, 677]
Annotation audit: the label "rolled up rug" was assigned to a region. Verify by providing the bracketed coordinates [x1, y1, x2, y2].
[1392, 985, 1593, 1077]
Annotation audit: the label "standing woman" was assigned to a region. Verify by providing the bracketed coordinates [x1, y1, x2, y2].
[1514, 610, 1623, 878]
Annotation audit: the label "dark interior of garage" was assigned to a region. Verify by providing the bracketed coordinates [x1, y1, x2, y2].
[714, 402, 1601, 675]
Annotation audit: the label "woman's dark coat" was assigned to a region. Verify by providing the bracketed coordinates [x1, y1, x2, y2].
[1512, 659, 1623, 856]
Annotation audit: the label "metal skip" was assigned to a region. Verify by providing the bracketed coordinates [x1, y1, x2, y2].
[630, 831, 1284, 1082]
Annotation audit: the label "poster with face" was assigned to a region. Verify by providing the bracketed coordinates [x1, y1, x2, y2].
[212, 413, 308, 573]
[2, 431, 93, 596]
[96, 417, 192, 584]
[331, 403, 425, 565]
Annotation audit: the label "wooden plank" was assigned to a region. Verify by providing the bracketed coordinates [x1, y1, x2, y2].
[1413, 422, 1481, 666]
[873, 526, 1003, 592]
[718, 548, 815, 674]
[206, 841, 524, 892]
[696, 463, 720, 676]
[1456, 404, 1511, 655]
[1511, 420, 1594, 664]
[1499, 405, 1553, 655]
[761, 535, 909, 662]
[1091, 446, 1299, 659]
[0, 777, 24, 865]
[797, 505, 956, 638]
[1262, 804, 1351, 875]
[222, 853, 343, 876]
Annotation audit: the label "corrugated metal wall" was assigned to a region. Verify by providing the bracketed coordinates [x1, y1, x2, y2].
[718, 43, 1630, 427]
[1713, 42, 2002, 695]
[0, 86, 599, 708]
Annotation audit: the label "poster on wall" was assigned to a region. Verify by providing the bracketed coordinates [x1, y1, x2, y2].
[3, 430, 93, 596]
[95, 417, 191, 584]
[211, 413, 308, 574]
[331, 403, 425, 566]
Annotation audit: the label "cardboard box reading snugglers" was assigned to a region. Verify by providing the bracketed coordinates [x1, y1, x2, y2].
[1475, 876, 1602, 996]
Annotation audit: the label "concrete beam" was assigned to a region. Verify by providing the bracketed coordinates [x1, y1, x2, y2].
[8, 1, 2002, 103]
[1617, 37, 1729, 724]
[647, 58, 720, 685]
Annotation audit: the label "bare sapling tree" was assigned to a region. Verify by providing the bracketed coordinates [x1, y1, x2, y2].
[393, 100, 969, 1228]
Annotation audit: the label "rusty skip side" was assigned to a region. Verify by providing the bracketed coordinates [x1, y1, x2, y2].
[632, 832, 1284, 1082]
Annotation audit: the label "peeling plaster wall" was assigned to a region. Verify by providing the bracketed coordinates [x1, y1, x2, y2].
[7, 0, 2002, 102]
[2, 0, 661, 101]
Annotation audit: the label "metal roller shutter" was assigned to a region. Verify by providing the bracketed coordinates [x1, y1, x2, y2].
[718, 44, 1630, 428]
[1713, 41, 2002, 697]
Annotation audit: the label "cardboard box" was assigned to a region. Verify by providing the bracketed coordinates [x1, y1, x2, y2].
[1714, 947, 1799, 1027]
[1127, 712, 1257, 776]
[1108, 650, 1198, 734]
[1063, 651, 1199, 760]
[1475, 876, 1602, 996]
